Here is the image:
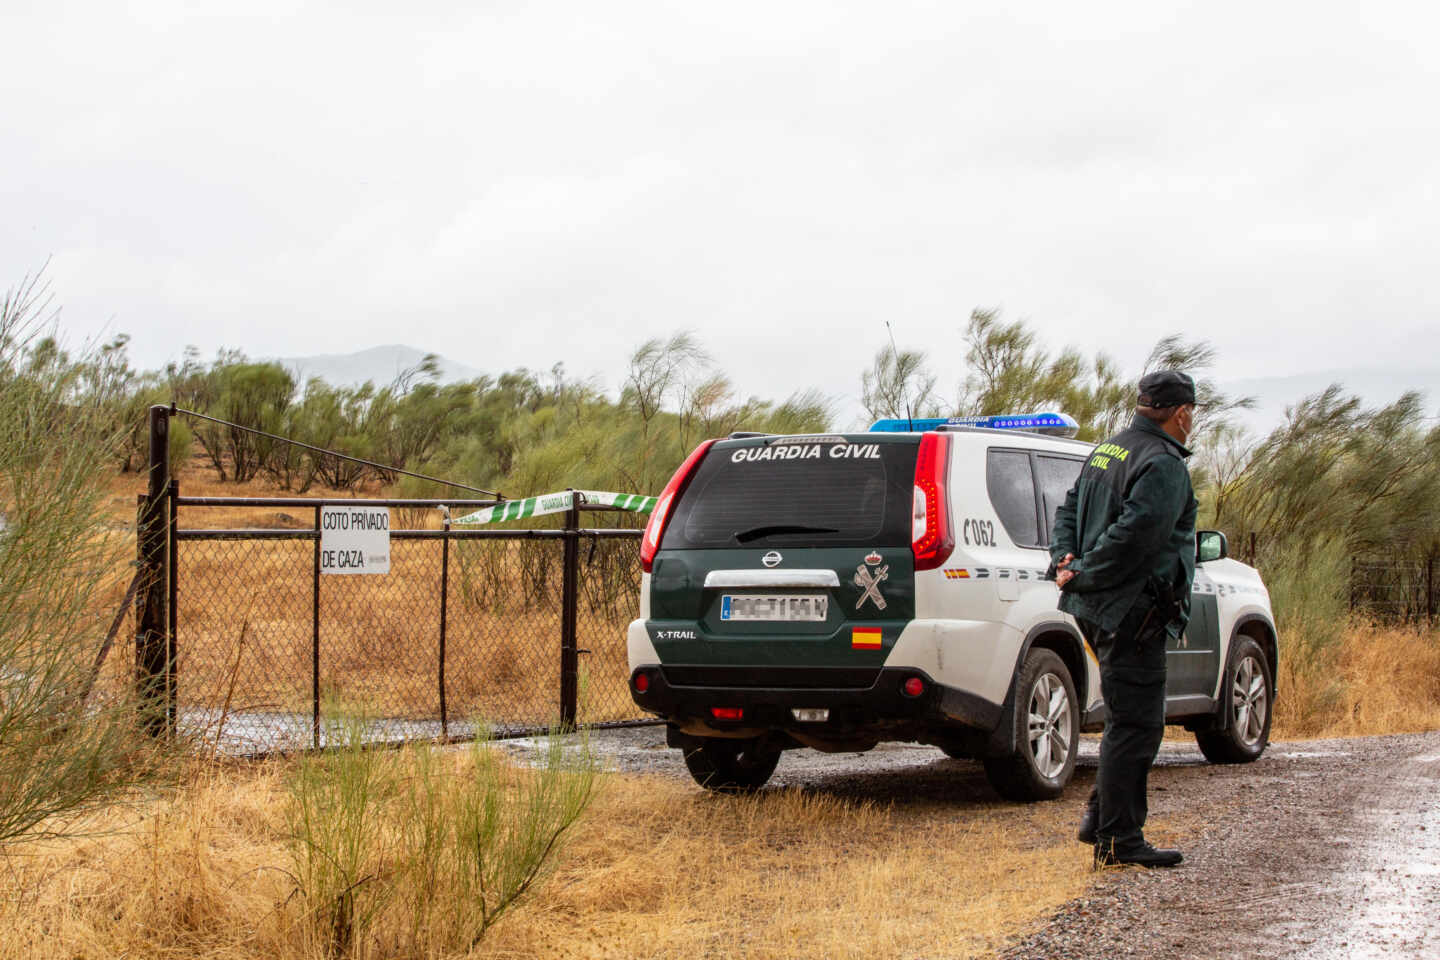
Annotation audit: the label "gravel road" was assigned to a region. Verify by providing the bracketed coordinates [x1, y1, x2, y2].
[1001, 732, 1440, 960]
[512, 725, 1440, 958]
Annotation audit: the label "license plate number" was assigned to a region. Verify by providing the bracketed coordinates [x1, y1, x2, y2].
[720, 594, 828, 622]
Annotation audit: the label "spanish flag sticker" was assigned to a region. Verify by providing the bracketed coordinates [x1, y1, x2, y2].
[852, 627, 883, 650]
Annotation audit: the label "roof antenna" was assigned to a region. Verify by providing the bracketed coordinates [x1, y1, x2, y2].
[885, 320, 915, 432]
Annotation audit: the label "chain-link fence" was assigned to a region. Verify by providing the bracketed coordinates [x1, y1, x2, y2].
[163, 494, 649, 755]
[1350, 556, 1439, 626]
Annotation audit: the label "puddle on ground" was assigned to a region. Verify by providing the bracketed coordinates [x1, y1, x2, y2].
[1299, 771, 1440, 958]
[1276, 750, 1353, 760]
[179, 708, 523, 755]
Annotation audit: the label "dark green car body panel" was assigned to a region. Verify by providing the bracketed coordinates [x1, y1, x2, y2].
[1168, 591, 1223, 700]
[647, 432, 921, 673]
[647, 546, 916, 668]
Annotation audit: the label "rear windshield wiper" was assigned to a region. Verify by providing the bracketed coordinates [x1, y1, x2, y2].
[732, 524, 838, 544]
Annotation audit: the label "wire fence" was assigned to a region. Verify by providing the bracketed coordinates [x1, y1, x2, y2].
[121, 405, 656, 756]
[158, 495, 647, 756]
[1350, 556, 1439, 627]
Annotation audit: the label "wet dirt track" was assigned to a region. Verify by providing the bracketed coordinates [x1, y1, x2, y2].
[523, 726, 1440, 958]
[1002, 733, 1440, 960]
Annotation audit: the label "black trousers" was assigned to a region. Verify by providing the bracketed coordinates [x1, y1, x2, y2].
[1078, 601, 1169, 852]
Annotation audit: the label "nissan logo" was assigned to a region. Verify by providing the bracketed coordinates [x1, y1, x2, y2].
[762, 550, 783, 568]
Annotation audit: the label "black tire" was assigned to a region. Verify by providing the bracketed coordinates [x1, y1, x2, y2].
[1196, 635, 1273, 764]
[682, 737, 781, 793]
[983, 648, 1079, 801]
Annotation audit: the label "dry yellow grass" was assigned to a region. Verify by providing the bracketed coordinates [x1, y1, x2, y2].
[1272, 620, 1440, 740]
[0, 754, 1110, 960]
[495, 779, 1098, 960]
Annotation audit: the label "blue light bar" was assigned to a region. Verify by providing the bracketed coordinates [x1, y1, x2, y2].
[869, 412, 1080, 438]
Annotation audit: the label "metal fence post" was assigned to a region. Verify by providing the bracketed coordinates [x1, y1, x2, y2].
[135, 404, 171, 736]
[134, 492, 149, 675]
[439, 509, 451, 739]
[559, 490, 580, 728]
[167, 477, 179, 731]
[312, 504, 322, 749]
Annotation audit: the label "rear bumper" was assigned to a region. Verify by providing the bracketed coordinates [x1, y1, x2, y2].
[628, 663, 1003, 739]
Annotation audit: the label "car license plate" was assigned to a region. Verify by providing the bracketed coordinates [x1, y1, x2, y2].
[721, 594, 828, 622]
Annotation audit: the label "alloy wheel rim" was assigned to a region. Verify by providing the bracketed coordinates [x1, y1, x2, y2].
[1027, 672, 1072, 779]
[1232, 655, 1268, 747]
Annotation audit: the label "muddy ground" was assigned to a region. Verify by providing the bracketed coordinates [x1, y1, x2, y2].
[510, 726, 1440, 959]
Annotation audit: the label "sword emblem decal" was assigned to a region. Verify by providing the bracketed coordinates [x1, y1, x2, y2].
[853, 562, 889, 611]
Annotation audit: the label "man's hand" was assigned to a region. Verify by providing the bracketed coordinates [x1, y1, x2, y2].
[1055, 553, 1076, 589]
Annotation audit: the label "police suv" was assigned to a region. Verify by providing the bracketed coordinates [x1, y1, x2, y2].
[627, 414, 1278, 800]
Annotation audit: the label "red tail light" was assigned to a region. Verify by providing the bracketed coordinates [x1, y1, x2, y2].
[711, 707, 744, 721]
[911, 433, 954, 570]
[641, 439, 716, 573]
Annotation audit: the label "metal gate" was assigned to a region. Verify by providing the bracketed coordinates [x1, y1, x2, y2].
[132, 406, 650, 755]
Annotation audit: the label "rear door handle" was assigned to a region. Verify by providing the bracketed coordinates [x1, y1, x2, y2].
[703, 569, 840, 589]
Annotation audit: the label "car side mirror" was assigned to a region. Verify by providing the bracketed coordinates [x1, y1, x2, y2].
[1196, 530, 1228, 564]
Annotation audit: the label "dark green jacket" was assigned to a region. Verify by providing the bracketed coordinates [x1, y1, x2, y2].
[1048, 414, 1198, 635]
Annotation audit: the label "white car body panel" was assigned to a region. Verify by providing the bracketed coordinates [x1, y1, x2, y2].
[884, 618, 1025, 706]
[876, 429, 1275, 724]
[628, 617, 661, 667]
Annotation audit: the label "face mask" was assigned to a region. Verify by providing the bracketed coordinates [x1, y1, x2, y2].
[1177, 405, 1195, 444]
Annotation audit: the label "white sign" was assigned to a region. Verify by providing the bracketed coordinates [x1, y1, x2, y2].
[319, 505, 391, 575]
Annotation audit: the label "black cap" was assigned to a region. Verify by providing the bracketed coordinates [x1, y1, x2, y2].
[1137, 370, 1196, 408]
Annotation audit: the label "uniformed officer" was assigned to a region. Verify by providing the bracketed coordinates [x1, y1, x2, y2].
[1048, 370, 1199, 868]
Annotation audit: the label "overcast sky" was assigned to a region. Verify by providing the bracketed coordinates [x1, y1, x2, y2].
[5, 1, 1436, 425]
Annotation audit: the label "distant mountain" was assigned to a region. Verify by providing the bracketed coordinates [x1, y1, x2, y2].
[276, 345, 485, 389]
[1221, 366, 1440, 435]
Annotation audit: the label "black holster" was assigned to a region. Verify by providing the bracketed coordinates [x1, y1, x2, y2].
[1137, 574, 1183, 644]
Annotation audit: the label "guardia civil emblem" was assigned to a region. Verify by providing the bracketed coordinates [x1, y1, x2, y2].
[854, 561, 889, 611]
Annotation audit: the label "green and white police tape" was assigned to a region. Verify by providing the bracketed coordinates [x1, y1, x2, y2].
[455, 490, 657, 525]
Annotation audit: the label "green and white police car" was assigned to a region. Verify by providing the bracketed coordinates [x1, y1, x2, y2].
[627, 414, 1279, 800]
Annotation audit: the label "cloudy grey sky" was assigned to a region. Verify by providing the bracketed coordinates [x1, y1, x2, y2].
[5, 1, 1436, 425]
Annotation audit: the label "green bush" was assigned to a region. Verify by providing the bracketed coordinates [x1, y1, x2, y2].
[0, 271, 170, 850]
[285, 715, 401, 957]
[284, 716, 600, 958]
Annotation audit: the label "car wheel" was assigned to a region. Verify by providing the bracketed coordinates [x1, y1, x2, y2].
[682, 737, 781, 792]
[1195, 635, 1272, 764]
[983, 648, 1079, 801]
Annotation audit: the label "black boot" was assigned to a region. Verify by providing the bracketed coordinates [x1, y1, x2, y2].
[1094, 842, 1183, 869]
[1076, 799, 1098, 845]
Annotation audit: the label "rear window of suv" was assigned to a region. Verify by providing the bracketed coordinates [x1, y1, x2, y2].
[662, 437, 917, 549]
[986, 448, 1086, 549]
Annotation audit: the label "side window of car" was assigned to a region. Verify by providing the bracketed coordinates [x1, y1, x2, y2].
[1035, 455, 1085, 542]
[986, 449, 1040, 548]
